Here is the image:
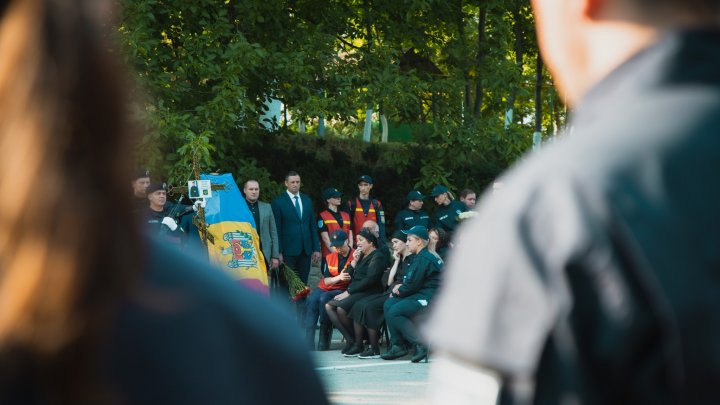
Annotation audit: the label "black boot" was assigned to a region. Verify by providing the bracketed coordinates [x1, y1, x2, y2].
[411, 344, 428, 363]
[318, 324, 332, 351]
[306, 328, 316, 351]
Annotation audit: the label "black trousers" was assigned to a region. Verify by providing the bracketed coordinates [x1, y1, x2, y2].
[384, 296, 427, 346]
[284, 253, 312, 284]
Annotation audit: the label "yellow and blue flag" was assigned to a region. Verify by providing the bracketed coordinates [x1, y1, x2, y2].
[201, 173, 268, 294]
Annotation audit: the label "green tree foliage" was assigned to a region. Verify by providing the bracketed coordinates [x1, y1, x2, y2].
[119, 0, 564, 203]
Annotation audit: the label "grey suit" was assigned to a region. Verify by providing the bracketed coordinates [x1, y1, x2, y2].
[256, 201, 279, 265]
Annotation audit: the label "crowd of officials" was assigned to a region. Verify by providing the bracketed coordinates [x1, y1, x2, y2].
[132, 169, 478, 361]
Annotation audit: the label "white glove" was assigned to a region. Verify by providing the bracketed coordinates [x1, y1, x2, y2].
[161, 217, 178, 231]
[192, 199, 206, 211]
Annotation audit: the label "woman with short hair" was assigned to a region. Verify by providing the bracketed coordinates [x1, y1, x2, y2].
[348, 231, 415, 359]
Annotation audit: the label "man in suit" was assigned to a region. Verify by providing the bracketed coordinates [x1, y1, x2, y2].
[271, 171, 321, 285]
[427, 0, 720, 403]
[243, 179, 279, 271]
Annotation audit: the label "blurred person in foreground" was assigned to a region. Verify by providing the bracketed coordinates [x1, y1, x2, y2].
[0, 1, 328, 404]
[427, 0, 720, 403]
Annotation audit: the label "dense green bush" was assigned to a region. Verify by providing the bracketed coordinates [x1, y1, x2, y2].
[159, 128, 505, 234]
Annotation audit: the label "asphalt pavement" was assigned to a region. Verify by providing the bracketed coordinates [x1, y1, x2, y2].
[313, 330, 430, 405]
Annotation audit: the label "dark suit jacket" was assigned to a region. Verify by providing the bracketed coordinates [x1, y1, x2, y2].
[271, 192, 320, 256]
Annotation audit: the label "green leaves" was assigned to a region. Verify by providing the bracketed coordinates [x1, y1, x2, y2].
[120, 0, 564, 196]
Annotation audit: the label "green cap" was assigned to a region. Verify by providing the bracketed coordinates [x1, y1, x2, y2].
[402, 225, 429, 240]
[430, 185, 449, 197]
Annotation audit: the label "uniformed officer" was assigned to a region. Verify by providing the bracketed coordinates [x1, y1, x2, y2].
[381, 225, 442, 363]
[143, 182, 189, 246]
[318, 187, 353, 258]
[130, 168, 150, 215]
[304, 230, 354, 351]
[394, 190, 431, 232]
[346, 175, 386, 242]
[429, 185, 467, 238]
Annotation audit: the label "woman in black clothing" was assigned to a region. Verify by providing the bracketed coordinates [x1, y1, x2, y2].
[325, 230, 388, 355]
[349, 231, 414, 358]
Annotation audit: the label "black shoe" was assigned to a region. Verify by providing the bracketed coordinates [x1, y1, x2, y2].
[411, 345, 428, 363]
[381, 345, 409, 360]
[341, 340, 356, 355]
[358, 347, 381, 359]
[343, 343, 365, 357]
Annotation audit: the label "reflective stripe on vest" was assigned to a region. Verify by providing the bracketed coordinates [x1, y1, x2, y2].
[352, 197, 378, 232]
[325, 249, 353, 276]
[318, 249, 354, 291]
[320, 210, 351, 234]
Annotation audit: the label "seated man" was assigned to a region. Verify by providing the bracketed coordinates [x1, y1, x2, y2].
[304, 230, 353, 350]
[382, 226, 442, 363]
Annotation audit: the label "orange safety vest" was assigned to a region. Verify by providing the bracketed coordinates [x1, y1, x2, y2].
[351, 197, 378, 236]
[318, 248, 354, 291]
[319, 209, 351, 257]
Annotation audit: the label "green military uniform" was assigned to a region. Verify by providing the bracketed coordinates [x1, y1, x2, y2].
[432, 200, 466, 236]
[384, 247, 442, 349]
[394, 208, 430, 232]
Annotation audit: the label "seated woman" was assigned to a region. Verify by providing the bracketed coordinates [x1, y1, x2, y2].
[304, 230, 353, 350]
[325, 230, 388, 355]
[348, 231, 415, 359]
[381, 226, 443, 363]
[428, 227, 450, 262]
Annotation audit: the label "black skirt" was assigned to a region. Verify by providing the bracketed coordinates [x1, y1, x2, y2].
[325, 290, 376, 312]
[348, 292, 390, 329]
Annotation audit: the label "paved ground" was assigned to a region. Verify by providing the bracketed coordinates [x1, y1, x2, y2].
[306, 264, 430, 404]
[313, 330, 430, 405]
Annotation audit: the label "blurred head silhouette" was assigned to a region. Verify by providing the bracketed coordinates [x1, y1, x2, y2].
[0, 0, 138, 401]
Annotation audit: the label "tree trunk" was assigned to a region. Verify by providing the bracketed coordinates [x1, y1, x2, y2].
[363, 0, 373, 142]
[380, 114, 388, 143]
[533, 50, 543, 150]
[318, 113, 325, 137]
[505, 3, 523, 129]
[227, 0, 235, 26]
[456, 0, 470, 118]
[363, 108, 373, 142]
[283, 101, 288, 131]
[472, 5, 488, 116]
